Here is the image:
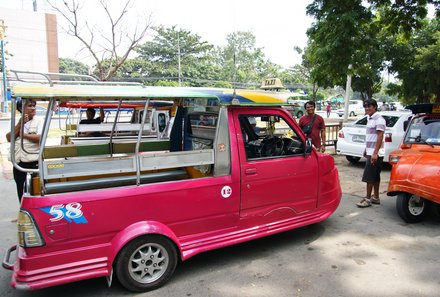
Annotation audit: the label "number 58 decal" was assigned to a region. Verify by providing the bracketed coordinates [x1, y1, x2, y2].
[41, 202, 88, 224]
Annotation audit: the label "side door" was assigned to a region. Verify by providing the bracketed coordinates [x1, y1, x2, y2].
[232, 108, 318, 222]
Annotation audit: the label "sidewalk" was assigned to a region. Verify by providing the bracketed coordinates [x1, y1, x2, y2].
[0, 135, 13, 180]
[0, 111, 11, 121]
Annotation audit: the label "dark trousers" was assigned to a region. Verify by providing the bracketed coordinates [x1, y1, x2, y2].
[13, 161, 38, 203]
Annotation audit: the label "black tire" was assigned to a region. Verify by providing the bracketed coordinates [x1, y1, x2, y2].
[396, 193, 427, 223]
[296, 111, 303, 118]
[430, 201, 440, 217]
[349, 111, 355, 117]
[338, 114, 343, 117]
[346, 156, 361, 164]
[115, 235, 178, 292]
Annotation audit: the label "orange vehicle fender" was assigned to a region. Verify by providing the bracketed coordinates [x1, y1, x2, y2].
[108, 221, 181, 264]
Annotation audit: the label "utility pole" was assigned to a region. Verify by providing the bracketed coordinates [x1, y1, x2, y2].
[0, 19, 8, 113]
[343, 64, 352, 122]
[177, 31, 181, 87]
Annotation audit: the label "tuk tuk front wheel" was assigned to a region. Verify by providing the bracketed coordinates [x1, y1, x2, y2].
[396, 193, 427, 223]
[115, 235, 178, 292]
[430, 201, 440, 217]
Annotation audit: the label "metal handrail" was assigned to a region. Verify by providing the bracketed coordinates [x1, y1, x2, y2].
[136, 100, 150, 185]
[9, 70, 143, 87]
[109, 100, 122, 155]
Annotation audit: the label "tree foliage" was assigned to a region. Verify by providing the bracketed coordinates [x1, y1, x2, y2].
[59, 57, 89, 75]
[216, 31, 277, 87]
[136, 25, 219, 86]
[385, 18, 440, 102]
[306, 0, 439, 102]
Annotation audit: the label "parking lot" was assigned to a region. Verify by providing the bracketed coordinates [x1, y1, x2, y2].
[0, 118, 439, 297]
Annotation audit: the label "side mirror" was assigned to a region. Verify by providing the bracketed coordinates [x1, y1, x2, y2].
[403, 116, 412, 131]
[403, 120, 409, 131]
[304, 138, 313, 155]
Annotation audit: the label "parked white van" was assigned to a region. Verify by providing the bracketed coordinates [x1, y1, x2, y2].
[336, 100, 365, 117]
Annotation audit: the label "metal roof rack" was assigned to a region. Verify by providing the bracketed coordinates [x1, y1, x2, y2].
[8, 70, 143, 87]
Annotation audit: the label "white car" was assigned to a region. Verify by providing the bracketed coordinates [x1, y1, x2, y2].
[336, 100, 365, 117]
[336, 111, 412, 163]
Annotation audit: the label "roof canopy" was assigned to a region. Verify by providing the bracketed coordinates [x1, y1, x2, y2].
[406, 104, 440, 114]
[11, 84, 290, 107]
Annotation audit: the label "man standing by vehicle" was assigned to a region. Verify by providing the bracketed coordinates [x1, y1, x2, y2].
[356, 99, 386, 208]
[6, 99, 43, 202]
[299, 101, 326, 152]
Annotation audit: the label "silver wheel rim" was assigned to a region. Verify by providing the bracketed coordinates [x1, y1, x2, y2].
[408, 195, 424, 216]
[128, 242, 169, 284]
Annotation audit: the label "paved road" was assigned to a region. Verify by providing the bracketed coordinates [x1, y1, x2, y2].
[0, 119, 439, 297]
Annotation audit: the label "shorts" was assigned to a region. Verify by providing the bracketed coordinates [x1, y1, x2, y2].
[362, 155, 383, 183]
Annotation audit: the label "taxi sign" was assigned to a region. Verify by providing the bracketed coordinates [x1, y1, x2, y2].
[260, 78, 284, 90]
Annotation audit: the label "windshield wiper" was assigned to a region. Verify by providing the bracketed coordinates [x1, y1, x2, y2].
[407, 135, 435, 147]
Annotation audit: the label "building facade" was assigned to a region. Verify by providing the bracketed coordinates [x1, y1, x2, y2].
[1, 7, 59, 73]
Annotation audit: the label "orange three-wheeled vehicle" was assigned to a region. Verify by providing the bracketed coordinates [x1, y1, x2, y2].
[387, 103, 440, 223]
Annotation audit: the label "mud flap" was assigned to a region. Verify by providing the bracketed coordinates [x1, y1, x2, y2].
[106, 268, 113, 288]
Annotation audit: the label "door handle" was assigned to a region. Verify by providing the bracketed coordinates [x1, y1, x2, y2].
[245, 168, 257, 175]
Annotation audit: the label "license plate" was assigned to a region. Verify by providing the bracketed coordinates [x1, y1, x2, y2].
[352, 135, 365, 143]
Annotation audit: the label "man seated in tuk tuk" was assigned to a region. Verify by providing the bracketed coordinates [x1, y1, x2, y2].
[80, 107, 105, 124]
[79, 107, 105, 136]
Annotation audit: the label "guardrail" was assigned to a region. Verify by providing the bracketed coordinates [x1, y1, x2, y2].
[324, 122, 343, 150]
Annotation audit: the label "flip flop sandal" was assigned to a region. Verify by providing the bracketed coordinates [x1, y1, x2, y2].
[356, 198, 372, 208]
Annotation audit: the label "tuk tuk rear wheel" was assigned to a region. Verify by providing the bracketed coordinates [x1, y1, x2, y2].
[115, 235, 178, 292]
[396, 193, 426, 223]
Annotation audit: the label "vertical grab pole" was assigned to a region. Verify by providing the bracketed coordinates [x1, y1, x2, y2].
[38, 99, 55, 195]
[136, 99, 150, 185]
[109, 99, 122, 157]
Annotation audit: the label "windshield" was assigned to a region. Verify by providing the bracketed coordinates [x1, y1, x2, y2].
[404, 115, 440, 145]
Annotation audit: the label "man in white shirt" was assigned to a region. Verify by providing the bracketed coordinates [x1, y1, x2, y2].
[6, 98, 43, 202]
[357, 99, 386, 208]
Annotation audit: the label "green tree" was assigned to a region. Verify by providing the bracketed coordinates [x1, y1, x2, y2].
[306, 0, 436, 100]
[96, 58, 153, 82]
[371, 0, 439, 36]
[215, 31, 277, 87]
[292, 46, 321, 100]
[136, 25, 217, 86]
[306, 0, 379, 98]
[386, 18, 440, 102]
[59, 57, 89, 75]
[415, 32, 440, 101]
